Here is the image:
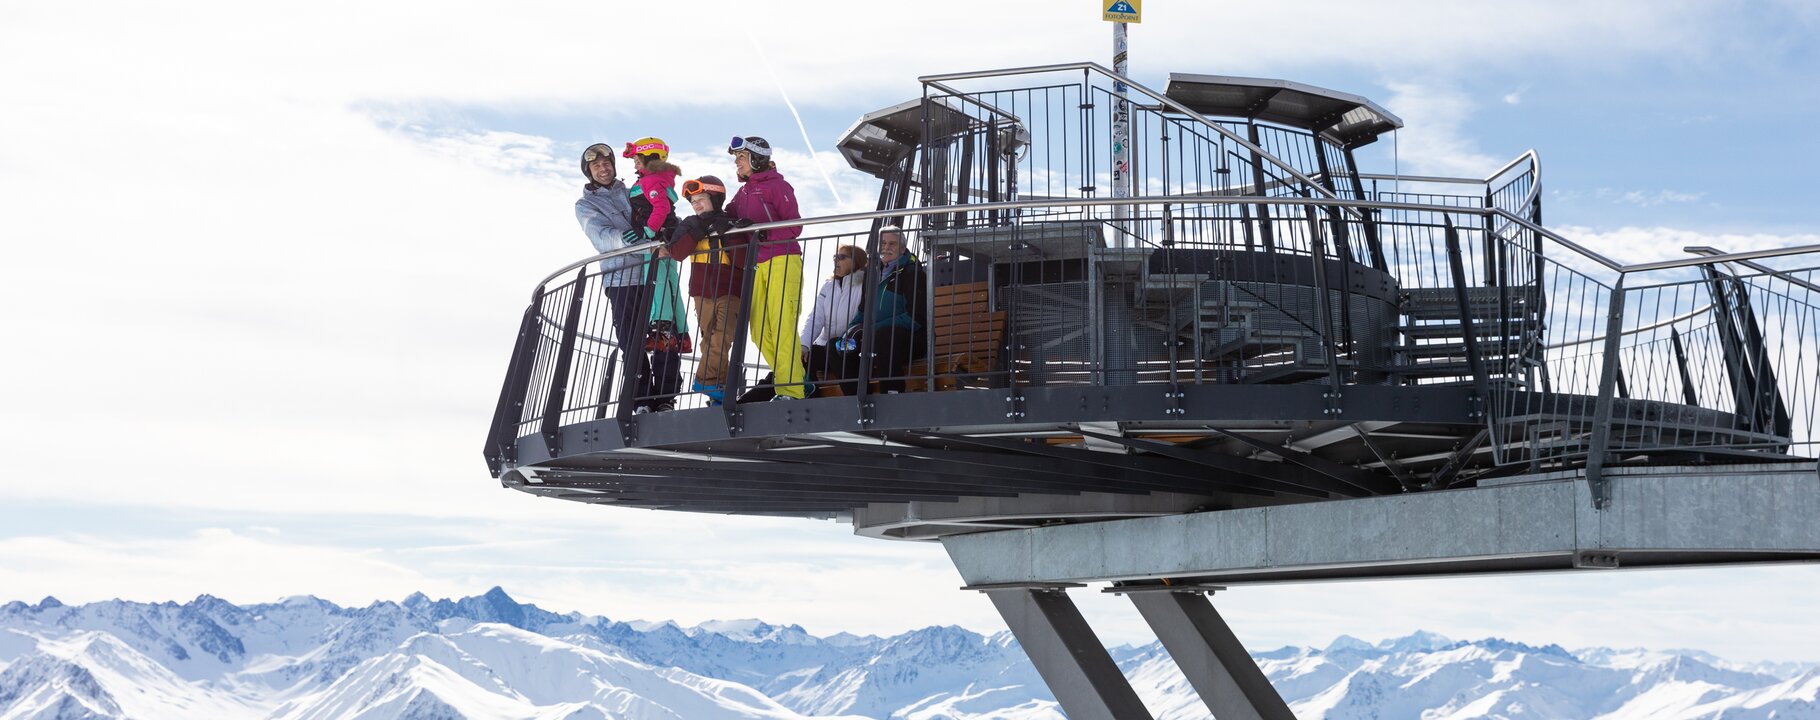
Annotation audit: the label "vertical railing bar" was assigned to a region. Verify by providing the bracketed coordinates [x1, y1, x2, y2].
[485, 301, 545, 474]
[540, 270, 589, 456]
[1585, 273, 1629, 508]
[1446, 219, 1496, 459]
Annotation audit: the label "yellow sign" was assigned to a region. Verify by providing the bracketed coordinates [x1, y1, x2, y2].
[1103, 0, 1141, 23]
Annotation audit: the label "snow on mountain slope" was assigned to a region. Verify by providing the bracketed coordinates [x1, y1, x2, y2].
[276, 625, 864, 720]
[0, 653, 123, 720]
[766, 625, 1049, 719]
[4, 592, 1820, 720]
[0, 632, 257, 720]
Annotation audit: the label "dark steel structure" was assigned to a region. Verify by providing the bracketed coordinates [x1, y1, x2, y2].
[484, 63, 1820, 718]
[487, 63, 1817, 524]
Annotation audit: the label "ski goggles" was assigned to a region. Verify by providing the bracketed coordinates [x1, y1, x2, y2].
[682, 179, 726, 196]
[727, 136, 772, 157]
[582, 144, 615, 163]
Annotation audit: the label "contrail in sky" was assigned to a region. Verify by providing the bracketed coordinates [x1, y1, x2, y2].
[743, 30, 844, 207]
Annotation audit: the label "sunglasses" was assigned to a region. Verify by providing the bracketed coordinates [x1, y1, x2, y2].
[833, 254, 851, 260]
[582, 145, 615, 163]
[682, 179, 726, 196]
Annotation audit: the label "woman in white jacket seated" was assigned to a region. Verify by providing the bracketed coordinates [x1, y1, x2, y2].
[801, 244, 867, 393]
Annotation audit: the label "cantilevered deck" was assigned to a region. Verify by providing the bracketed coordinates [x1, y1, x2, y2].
[484, 62, 1820, 720]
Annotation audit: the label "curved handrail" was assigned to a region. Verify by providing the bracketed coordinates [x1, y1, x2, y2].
[919, 62, 1366, 222]
[537, 194, 1554, 297]
[1488, 209, 1623, 272]
[541, 195, 1806, 301]
[1542, 304, 1714, 350]
[1358, 150, 1540, 194]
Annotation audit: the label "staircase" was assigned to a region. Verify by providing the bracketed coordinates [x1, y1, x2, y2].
[1393, 285, 1542, 386]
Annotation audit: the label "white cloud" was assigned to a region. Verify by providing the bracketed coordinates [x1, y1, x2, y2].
[0, 518, 1000, 640]
[1057, 564, 1820, 663]
[1592, 188, 1708, 207]
[1379, 83, 1506, 178]
[1555, 225, 1820, 269]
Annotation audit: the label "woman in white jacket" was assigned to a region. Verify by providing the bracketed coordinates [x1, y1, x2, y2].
[801, 244, 868, 393]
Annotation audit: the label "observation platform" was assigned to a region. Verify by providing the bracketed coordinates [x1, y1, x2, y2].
[489, 65, 1811, 535]
[485, 62, 1820, 720]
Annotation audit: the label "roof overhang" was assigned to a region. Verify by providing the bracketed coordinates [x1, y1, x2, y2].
[1164, 73, 1403, 149]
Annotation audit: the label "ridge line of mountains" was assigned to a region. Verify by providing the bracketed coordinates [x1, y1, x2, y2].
[2, 587, 1816, 719]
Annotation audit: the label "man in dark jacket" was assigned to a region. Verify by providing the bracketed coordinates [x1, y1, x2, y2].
[838, 226, 928, 395]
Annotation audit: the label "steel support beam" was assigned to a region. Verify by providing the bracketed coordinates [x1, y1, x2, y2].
[976, 585, 1154, 720]
[1121, 588, 1294, 720]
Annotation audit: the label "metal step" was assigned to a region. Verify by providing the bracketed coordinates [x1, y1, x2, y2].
[1389, 361, 1474, 377]
[1402, 287, 1536, 320]
[1399, 321, 1535, 341]
[1205, 331, 1310, 361]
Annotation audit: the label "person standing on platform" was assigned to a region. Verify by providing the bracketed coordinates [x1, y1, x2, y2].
[724, 135, 807, 401]
[575, 143, 669, 414]
[666, 176, 743, 405]
[619, 137, 688, 413]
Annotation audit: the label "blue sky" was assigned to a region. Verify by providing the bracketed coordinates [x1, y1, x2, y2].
[4, 0, 1820, 661]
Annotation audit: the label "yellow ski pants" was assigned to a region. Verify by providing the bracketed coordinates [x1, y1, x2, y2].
[749, 254, 806, 398]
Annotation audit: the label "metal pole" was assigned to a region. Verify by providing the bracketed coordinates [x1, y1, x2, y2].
[981, 586, 1154, 720]
[1124, 589, 1295, 720]
[1585, 275, 1628, 508]
[1111, 22, 1131, 228]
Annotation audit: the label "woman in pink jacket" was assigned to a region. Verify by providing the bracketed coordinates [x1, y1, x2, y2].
[724, 135, 807, 401]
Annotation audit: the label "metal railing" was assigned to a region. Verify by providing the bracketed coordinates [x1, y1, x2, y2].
[488, 188, 1820, 494]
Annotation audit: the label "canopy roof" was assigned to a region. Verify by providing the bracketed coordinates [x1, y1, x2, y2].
[1164, 73, 1403, 148]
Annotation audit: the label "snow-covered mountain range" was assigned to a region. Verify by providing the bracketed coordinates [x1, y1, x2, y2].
[1, 588, 1815, 719]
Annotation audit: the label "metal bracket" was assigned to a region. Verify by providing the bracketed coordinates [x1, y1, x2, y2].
[1573, 551, 1620, 569]
[1164, 385, 1186, 417]
[964, 582, 1086, 593]
[619, 417, 639, 447]
[1321, 390, 1343, 417]
[1103, 582, 1225, 596]
[1004, 393, 1027, 421]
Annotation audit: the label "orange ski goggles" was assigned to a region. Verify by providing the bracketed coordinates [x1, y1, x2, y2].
[682, 179, 725, 197]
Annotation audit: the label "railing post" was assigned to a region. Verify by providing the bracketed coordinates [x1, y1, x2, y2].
[541, 270, 589, 457]
[1343, 146, 1389, 271]
[1246, 123, 1277, 253]
[854, 227, 884, 427]
[1306, 209, 1346, 415]
[484, 301, 544, 476]
[1445, 220, 1494, 443]
[722, 231, 762, 433]
[1585, 274, 1628, 509]
[614, 253, 663, 432]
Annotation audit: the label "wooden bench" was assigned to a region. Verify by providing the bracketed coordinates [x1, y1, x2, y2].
[906, 281, 1006, 392]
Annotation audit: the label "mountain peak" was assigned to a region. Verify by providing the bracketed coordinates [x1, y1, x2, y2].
[480, 586, 514, 602]
[1379, 630, 1454, 653]
[34, 596, 62, 611]
[1324, 634, 1375, 654]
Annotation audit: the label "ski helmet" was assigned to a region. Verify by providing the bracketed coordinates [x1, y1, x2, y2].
[580, 143, 616, 183]
[728, 135, 773, 171]
[682, 175, 728, 211]
[623, 137, 669, 161]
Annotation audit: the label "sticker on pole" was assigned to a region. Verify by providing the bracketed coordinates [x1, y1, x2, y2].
[1103, 0, 1141, 23]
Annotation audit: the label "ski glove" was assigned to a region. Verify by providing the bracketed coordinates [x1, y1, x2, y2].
[622, 230, 641, 244]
